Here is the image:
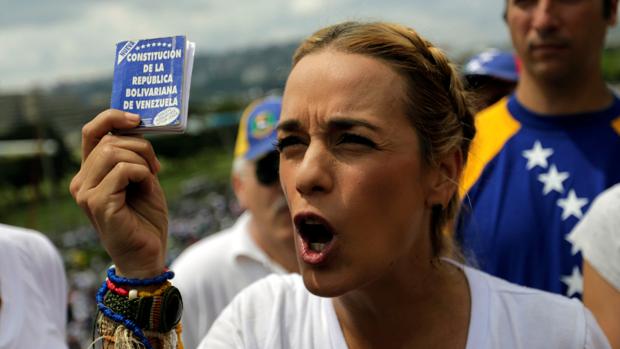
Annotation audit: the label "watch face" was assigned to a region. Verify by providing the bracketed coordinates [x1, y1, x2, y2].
[162, 286, 183, 332]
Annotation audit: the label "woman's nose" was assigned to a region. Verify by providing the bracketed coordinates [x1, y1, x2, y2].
[294, 142, 334, 197]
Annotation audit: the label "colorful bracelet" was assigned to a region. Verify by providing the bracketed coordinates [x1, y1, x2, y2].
[107, 279, 171, 299]
[107, 267, 174, 286]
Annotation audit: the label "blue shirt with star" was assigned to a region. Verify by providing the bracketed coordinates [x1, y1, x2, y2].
[456, 94, 620, 298]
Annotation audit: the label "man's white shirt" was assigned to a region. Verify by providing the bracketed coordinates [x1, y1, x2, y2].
[172, 212, 286, 349]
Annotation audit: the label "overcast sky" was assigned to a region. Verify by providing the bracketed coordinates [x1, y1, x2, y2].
[1, 0, 618, 92]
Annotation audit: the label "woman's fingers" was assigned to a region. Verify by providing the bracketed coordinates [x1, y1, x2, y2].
[95, 134, 161, 174]
[70, 133, 160, 201]
[81, 109, 141, 162]
[89, 161, 153, 220]
[80, 139, 157, 191]
[86, 161, 166, 277]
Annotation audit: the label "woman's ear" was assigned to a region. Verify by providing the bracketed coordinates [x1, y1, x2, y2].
[425, 149, 463, 208]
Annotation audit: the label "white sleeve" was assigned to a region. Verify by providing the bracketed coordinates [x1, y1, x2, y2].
[198, 301, 246, 349]
[36, 233, 68, 347]
[172, 254, 221, 349]
[569, 184, 620, 290]
[174, 277, 217, 349]
[0, 226, 68, 349]
[584, 307, 611, 349]
[198, 274, 290, 349]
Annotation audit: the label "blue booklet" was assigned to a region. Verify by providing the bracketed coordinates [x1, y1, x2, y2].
[111, 35, 195, 133]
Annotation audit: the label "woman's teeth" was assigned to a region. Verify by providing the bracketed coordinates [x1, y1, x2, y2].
[305, 218, 322, 224]
[298, 216, 334, 253]
[310, 242, 327, 252]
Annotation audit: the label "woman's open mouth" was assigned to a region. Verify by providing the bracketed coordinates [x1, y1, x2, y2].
[294, 213, 336, 265]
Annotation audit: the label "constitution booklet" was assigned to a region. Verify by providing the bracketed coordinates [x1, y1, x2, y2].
[111, 35, 195, 133]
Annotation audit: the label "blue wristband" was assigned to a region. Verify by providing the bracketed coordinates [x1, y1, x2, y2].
[107, 267, 174, 286]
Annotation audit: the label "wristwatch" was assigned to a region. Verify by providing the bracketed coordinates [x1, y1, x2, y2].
[104, 285, 183, 332]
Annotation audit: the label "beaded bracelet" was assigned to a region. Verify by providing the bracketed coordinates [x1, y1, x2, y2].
[107, 279, 172, 299]
[107, 267, 174, 286]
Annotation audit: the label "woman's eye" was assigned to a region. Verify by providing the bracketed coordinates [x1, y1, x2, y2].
[338, 133, 377, 148]
[276, 136, 305, 152]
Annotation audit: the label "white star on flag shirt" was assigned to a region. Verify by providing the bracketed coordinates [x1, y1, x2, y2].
[561, 266, 583, 297]
[522, 140, 554, 170]
[538, 165, 569, 195]
[557, 189, 589, 220]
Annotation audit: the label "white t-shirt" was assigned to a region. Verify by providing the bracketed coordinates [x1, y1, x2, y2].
[172, 212, 287, 349]
[201, 263, 610, 349]
[0, 224, 67, 349]
[568, 183, 620, 291]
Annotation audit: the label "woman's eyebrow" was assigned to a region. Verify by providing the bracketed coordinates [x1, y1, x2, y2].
[276, 117, 381, 133]
[328, 117, 380, 132]
[277, 119, 302, 133]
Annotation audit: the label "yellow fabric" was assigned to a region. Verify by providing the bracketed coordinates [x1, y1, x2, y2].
[460, 97, 521, 198]
[175, 324, 184, 349]
[136, 281, 171, 297]
[234, 99, 262, 159]
[612, 117, 620, 136]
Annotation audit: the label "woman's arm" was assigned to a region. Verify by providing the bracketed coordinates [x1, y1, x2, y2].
[583, 260, 620, 349]
[70, 109, 179, 348]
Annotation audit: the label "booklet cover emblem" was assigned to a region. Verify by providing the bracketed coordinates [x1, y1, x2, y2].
[111, 35, 195, 133]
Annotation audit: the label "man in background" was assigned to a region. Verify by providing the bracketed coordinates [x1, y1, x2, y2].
[458, 0, 620, 298]
[172, 96, 297, 348]
[0, 223, 68, 349]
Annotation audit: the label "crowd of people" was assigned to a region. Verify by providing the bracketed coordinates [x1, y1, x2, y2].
[1, 0, 619, 348]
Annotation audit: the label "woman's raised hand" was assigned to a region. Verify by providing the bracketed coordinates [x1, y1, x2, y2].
[70, 109, 168, 278]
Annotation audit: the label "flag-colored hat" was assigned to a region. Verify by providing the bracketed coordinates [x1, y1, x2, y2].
[234, 96, 282, 160]
[464, 49, 519, 82]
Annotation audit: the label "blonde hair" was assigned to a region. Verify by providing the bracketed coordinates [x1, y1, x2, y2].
[293, 22, 476, 258]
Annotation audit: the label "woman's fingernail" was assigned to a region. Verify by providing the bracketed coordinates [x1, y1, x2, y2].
[125, 112, 140, 123]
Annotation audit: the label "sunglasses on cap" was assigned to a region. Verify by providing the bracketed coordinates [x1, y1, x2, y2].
[255, 151, 279, 186]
